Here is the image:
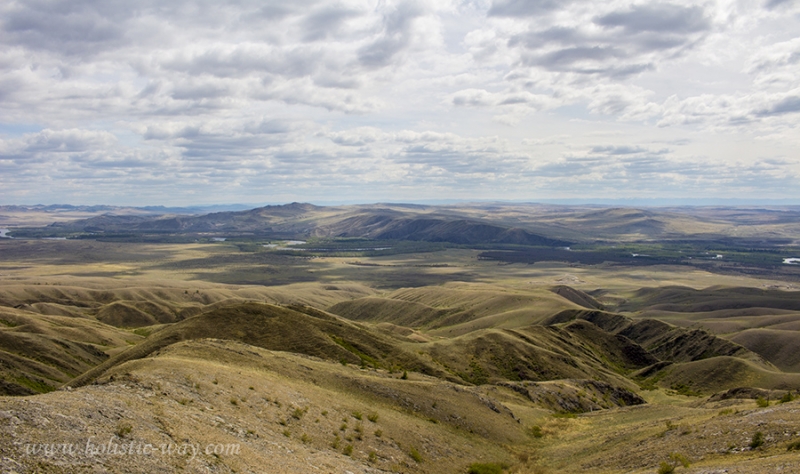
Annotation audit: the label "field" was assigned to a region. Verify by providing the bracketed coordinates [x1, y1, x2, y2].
[1, 203, 800, 473]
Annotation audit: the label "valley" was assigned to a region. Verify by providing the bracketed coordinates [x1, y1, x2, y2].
[1, 203, 800, 473]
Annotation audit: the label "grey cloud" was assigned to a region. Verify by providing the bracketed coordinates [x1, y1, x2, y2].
[505, 3, 711, 80]
[302, 7, 361, 42]
[595, 4, 709, 35]
[765, 0, 793, 9]
[488, 0, 574, 17]
[357, 1, 425, 69]
[513, 27, 585, 46]
[756, 96, 800, 116]
[591, 145, 669, 155]
[1, 1, 126, 56]
[533, 157, 605, 178]
[170, 82, 230, 101]
[18, 129, 116, 154]
[161, 46, 320, 79]
[532, 46, 622, 68]
[532, 153, 707, 182]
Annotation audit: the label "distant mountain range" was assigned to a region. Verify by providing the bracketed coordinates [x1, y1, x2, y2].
[6, 201, 800, 247]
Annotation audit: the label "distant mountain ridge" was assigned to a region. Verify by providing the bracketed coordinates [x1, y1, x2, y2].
[42, 202, 572, 247]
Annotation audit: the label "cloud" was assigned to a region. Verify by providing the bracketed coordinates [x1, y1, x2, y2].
[590, 145, 669, 156]
[357, 1, 427, 68]
[0, 1, 127, 57]
[488, 0, 574, 17]
[1, 0, 799, 204]
[506, 3, 712, 79]
[756, 96, 800, 116]
[594, 4, 709, 35]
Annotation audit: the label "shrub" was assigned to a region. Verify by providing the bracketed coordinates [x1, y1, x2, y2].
[468, 462, 507, 474]
[368, 451, 378, 463]
[343, 444, 353, 456]
[750, 431, 765, 449]
[658, 452, 689, 473]
[352, 411, 363, 420]
[115, 421, 133, 438]
[367, 412, 379, 423]
[756, 396, 769, 408]
[669, 452, 690, 468]
[780, 391, 795, 404]
[658, 461, 675, 474]
[528, 425, 544, 438]
[787, 439, 800, 451]
[409, 446, 423, 463]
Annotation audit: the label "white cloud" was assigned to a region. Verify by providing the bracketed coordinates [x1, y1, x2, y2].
[0, 0, 798, 204]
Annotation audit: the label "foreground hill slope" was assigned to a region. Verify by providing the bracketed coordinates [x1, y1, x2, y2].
[3, 338, 800, 473]
[68, 302, 452, 389]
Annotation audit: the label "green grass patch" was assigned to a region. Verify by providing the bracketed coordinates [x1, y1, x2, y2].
[14, 376, 55, 393]
[409, 446, 423, 463]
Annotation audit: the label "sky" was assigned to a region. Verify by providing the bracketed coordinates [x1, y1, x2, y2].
[1, 0, 799, 206]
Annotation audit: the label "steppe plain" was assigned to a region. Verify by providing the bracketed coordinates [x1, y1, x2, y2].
[1, 202, 800, 473]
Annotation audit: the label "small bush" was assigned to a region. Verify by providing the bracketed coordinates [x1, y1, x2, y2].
[528, 425, 544, 438]
[756, 396, 769, 408]
[657, 461, 675, 474]
[786, 439, 800, 451]
[300, 433, 310, 444]
[750, 431, 765, 449]
[780, 391, 795, 404]
[343, 444, 353, 456]
[468, 462, 507, 474]
[291, 407, 305, 420]
[374, 429, 383, 437]
[658, 452, 689, 473]
[282, 429, 290, 438]
[368, 450, 377, 463]
[409, 446, 423, 463]
[367, 412, 379, 423]
[115, 421, 133, 438]
[401, 370, 408, 380]
[352, 411, 363, 420]
[669, 452, 689, 468]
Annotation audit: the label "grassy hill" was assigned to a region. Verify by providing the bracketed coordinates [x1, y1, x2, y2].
[3, 203, 800, 472]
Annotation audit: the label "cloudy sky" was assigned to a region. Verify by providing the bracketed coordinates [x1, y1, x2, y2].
[1, 0, 799, 206]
